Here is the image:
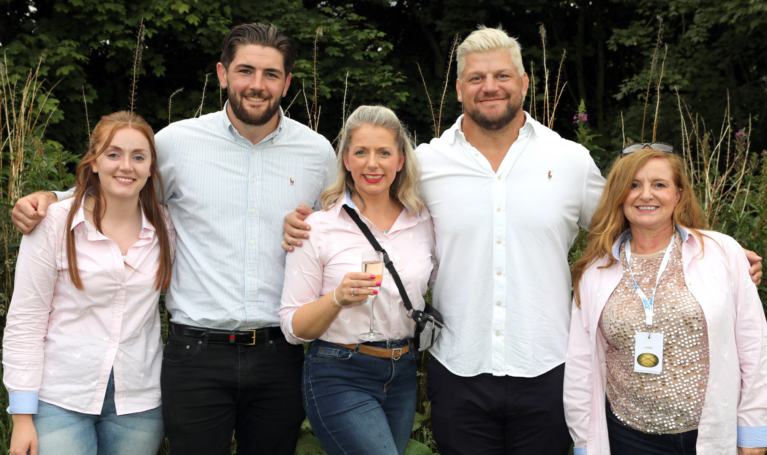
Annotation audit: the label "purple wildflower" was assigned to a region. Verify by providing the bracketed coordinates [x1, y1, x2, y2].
[735, 129, 747, 138]
[573, 113, 588, 124]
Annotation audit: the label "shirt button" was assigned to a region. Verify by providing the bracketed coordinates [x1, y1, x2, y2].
[497, 176, 501, 180]
[495, 331, 500, 337]
[248, 271, 253, 276]
[250, 209, 255, 214]
[496, 271, 502, 276]
[252, 178, 256, 183]
[120, 284, 126, 289]
[250, 240, 255, 245]
[474, 153, 478, 157]
[248, 302, 252, 307]
[496, 207, 501, 212]
[496, 301, 501, 306]
[496, 239, 501, 244]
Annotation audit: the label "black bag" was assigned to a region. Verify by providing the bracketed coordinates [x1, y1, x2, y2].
[342, 205, 445, 352]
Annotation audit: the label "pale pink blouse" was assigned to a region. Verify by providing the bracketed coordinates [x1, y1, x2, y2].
[3, 197, 175, 415]
[280, 195, 436, 345]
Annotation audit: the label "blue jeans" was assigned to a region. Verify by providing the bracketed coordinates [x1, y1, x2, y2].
[32, 371, 164, 455]
[303, 339, 417, 455]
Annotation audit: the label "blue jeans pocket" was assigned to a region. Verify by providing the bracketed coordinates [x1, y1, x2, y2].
[310, 344, 353, 362]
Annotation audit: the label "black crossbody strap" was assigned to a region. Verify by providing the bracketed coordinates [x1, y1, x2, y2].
[342, 204, 414, 312]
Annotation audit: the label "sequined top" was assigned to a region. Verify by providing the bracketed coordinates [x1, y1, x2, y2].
[599, 232, 710, 434]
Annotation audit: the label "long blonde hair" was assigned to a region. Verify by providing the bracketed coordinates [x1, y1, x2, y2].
[321, 105, 424, 215]
[572, 149, 705, 307]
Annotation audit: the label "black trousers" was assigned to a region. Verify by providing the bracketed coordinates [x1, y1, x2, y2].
[426, 358, 572, 455]
[607, 399, 698, 454]
[160, 329, 305, 455]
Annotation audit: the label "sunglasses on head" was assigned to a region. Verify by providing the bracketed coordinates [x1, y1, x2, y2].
[621, 142, 674, 156]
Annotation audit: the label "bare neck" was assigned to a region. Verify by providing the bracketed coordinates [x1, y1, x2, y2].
[84, 193, 142, 229]
[461, 110, 526, 165]
[353, 191, 393, 218]
[629, 223, 675, 254]
[226, 104, 280, 145]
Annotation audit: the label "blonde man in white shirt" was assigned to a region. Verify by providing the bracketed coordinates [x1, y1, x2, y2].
[282, 26, 763, 455]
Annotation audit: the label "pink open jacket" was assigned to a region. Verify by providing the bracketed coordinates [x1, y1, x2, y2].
[565, 227, 767, 455]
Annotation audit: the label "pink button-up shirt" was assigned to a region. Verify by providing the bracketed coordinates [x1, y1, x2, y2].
[565, 227, 767, 454]
[280, 195, 436, 345]
[3, 197, 175, 415]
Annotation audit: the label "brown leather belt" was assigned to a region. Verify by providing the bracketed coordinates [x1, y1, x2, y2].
[336, 342, 415, 360]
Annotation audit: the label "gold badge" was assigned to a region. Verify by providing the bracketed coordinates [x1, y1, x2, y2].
[637, 353, 659, 368]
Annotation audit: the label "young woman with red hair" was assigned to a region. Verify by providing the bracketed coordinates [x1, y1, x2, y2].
[3, 111, 174, 455]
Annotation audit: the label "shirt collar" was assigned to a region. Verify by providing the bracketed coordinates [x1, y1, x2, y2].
[331, 191, 421, 229]
[71, 196, 156, 237]
[221, 102, 286, 143]
[445, 111, 537, 146]
[612, 225, 691, 260]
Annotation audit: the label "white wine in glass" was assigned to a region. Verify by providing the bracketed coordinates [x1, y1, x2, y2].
[359, 251, 385, 342]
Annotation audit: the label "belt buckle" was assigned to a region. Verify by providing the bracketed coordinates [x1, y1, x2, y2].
[246, 330, 257, 345]
[391, 347, 403, 361]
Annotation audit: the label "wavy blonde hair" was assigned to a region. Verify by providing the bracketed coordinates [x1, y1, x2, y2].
[321, 105, 424, 215]
[572, 149, 705, 307]
[456, 25, 525, 79]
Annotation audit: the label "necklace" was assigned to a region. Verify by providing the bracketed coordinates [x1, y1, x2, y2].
[382, 200, 394, 235]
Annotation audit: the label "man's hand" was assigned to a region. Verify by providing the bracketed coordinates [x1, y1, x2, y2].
[745, 249, 763, 286]
[10, 414, 38, 455]
[282, 205, 315, 252]
[739, 447, 767, 455]
[12, 191, 57, 235]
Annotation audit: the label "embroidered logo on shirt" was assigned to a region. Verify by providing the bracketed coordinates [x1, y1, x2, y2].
[290, 178, 295, 185]
[548, 170, 553, 179]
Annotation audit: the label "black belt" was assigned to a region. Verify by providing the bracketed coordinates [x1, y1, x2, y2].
[170, 322, 284, 346]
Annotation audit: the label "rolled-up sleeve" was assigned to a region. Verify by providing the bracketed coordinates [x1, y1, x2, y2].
[279, 214, 324, 345]
[3, 213, 59, 414]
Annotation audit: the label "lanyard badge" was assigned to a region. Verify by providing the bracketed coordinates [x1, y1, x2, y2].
[625, 234, 675, 375]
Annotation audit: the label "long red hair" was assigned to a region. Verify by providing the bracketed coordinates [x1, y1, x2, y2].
[572, 149, 705, 307]
[65, 111, 172, 291]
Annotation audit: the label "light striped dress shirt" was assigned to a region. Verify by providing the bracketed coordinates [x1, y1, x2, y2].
[153, 106, 336, 330]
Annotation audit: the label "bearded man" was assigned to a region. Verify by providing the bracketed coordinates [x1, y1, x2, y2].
[12, 23, 335, 455]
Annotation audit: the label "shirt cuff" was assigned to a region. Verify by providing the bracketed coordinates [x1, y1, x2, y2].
[283, 311, 313, 345]
[738, 426, 767, 448]
[7, 392, 39, 414]
[53, 188, 75, 201]
[573, 447, 587, 455]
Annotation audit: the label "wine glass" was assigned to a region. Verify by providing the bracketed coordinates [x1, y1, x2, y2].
[359, 250, 385, 342]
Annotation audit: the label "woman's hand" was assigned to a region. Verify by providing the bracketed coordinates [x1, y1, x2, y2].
[10, 414, 38, 455]
[740, 447, 767, 455]
[335, 272, 379, 306]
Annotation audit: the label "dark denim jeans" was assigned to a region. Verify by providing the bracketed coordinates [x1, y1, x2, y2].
[607, 399, 698, 454]
[160, 331, 305, 455]
[303, 339, 417, 455]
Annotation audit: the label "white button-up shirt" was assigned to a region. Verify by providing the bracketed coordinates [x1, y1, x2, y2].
[416, 113, 605, 377]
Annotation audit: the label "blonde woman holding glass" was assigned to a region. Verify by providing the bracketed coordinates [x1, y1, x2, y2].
[279, 105, 436, 455]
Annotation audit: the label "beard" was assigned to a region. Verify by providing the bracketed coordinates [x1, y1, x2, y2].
[228, 87, 282, 126]
[464, 92, 524, 131]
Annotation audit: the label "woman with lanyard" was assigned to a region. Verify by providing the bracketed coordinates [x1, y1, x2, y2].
[3, 112, 174, 455]
[279, 106, 436, 455]
[564, 144, 767, 454]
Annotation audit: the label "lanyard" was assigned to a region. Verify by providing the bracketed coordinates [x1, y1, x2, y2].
[624, 232, 675, 330]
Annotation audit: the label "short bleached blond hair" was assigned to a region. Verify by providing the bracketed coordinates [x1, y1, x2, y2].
[456, 25, 525, 80]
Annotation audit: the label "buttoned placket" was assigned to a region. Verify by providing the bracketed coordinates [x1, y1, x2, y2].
[457, 125, 532, 374]
[85, 222, 154, 414]
[239, 124, 282, 323]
